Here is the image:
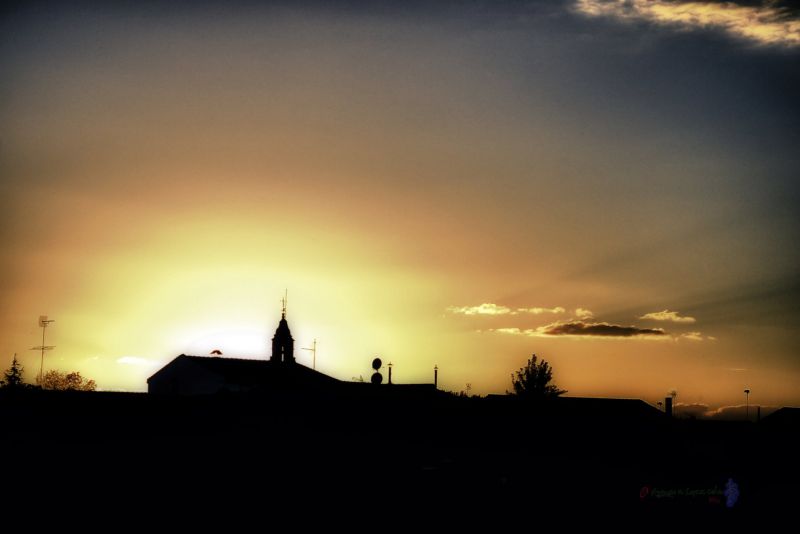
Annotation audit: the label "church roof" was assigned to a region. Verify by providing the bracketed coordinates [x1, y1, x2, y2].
[149, 354, 340, 388]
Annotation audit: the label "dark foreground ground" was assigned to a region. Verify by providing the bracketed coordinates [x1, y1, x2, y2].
[1, 389, 797, 525]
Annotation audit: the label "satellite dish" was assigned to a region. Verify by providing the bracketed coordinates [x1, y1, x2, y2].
[372, 357, 382, 370]
[371, 372, 383, 385]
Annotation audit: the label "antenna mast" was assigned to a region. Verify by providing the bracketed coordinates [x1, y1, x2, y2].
[281, 289, 288, 318]
[30, 315, 55, 385]
[302, 339, 318, 370]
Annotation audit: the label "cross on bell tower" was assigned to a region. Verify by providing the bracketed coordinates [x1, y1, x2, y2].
[270, 291, 295, 364]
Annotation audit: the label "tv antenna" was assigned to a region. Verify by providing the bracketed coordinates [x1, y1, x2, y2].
[302, 339, 318, 370]
[30, 315, 55, 384]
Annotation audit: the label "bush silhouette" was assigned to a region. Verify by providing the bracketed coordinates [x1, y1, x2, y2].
[38, 370, 96, 391]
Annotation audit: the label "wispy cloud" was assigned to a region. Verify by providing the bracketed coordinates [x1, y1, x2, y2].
[117, 356, 156, 366]
[640, 309, 696, 323]
[575, 0, 800, 47]
[489, 320, 666, 339]
[448, 304, 565, 316]
[492, 327, 528, 335]
[447, 303, 512, 315]
[516, 306, 566, 315]
[680, 331, 716, 341]
[575, 307, 594, 319]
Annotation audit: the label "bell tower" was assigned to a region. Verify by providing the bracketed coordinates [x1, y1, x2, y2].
[270, 293, 295, 364]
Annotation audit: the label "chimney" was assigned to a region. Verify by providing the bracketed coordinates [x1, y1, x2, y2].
[664, 396, 673, 417]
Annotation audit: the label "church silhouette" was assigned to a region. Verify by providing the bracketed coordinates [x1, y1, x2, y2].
[147, 304, 437, 396]
[147, 305, 340, 395]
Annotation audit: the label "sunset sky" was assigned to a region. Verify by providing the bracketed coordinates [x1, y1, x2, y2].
[1, 0, 798, 413]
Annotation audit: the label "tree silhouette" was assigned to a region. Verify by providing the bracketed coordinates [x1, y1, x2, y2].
[38, 370, 96, 391]
[510, 354, 566, 399]
[1, 355, 25, 389]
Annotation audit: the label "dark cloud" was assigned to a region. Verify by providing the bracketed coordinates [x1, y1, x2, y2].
[540, 320, 666, 337]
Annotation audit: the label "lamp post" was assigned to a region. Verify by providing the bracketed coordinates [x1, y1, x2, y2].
[744, 389, 750, 421]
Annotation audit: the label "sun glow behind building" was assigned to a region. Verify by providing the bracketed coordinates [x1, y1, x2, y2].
[1, 1, 798, 410]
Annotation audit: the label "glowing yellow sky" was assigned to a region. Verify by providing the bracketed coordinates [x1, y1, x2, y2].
[1, 2, 798, 411]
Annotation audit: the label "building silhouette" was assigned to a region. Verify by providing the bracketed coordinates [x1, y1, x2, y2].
[147, 307, 437, 396]
[271, 305, 294, 364]
[148, 309, 337, 395]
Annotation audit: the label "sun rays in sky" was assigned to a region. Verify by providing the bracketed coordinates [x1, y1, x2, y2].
[1, 1, 798, 410]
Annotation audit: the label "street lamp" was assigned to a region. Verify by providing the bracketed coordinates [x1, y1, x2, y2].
[744, 389, 750, 421]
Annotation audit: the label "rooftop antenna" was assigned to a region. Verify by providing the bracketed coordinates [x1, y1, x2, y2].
[302, 339, 318, 370]
[30, 315, 55, 385]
